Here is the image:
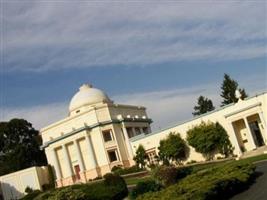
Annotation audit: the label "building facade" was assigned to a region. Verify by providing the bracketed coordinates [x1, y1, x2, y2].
[40, 84, 152, 187]
[41, 84, 267, 188]
[131, 92, 267, 163]
[0, 166, 49, 200]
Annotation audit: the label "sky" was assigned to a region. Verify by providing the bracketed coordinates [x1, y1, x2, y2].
[0, 0, 266, 131]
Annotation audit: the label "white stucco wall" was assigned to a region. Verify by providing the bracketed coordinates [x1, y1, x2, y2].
[0, 166, 49, 200]
[130, 92, 267, 162]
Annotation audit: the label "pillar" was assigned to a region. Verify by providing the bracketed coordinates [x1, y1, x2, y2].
[85, 134, 97, 169]
[122, 123, 134, 159]
[73, 140, 85, 172]
[258, 111, 267, 141]
[243, 117, 257, 150]
[52, 148, 62, 180]
[62, 144, 73, 177]
[228, 122, 242, 156]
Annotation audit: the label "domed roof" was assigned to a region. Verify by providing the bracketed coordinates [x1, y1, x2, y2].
[69, 84, 111, 112]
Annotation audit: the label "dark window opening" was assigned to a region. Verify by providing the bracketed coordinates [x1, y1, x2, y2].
[108, 150, 118, 162]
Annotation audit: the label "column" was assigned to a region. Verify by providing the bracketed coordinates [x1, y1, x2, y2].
[132, 127, 136, 137]
[139, 127, 143, 135]
[228, 122, 242, 156]
[122, 123, 134, 159]
[258, 112, 267, 141]
[62, 144, 73, 177]
[85, 134, 97, 169]
[52, 148, 62, 179]
[243, 117, 257, 150]
[73, 140, 85, 172]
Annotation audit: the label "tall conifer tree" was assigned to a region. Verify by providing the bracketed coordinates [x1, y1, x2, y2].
[192, 96, 215, 116]
[220, 74, 248, 106]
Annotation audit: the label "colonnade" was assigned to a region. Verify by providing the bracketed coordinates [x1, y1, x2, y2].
[51, 133, 97, 180]
[229, 112, 267, 155]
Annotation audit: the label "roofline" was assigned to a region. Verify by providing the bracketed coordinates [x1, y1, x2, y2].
[41, 103, 147, 133]
[130, 91, 267, 142]
[41, 118, 152, 149]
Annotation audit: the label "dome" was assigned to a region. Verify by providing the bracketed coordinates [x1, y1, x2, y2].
[69, 84, 111, 112]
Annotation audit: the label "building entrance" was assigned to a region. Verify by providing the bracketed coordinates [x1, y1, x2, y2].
[249, 121, 264, 147]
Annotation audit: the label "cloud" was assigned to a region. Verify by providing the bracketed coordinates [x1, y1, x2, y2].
[0, 102, 68, 129]
[2, 1, 266, 72]
[0, 73, 265, 131]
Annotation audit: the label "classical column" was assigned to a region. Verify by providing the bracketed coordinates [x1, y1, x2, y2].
[243, 117, 257, 150]
[122, 123, 134, 159]
[132, 127, 136, 137]
[258, 111, 267, 140]
[228, 122, 242, 156]
[85, 134, 97, 169]
[73, 140, 85, 172]
[62, 144, 73, 177]
[52, 148, 62, 179]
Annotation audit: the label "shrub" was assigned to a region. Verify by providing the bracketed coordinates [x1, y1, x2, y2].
[137, 162, 255, 200]
[130, 180, 161, 199]
[111, 165, 123, 172]
[21, 190, 41, 200]
[158, 133, 188, 165]
[113, 165, 145, 175]
[152, 165, 192, 187]
[25, 186, 34, 194]
[50, 187, 86, 200]
[21, 174, 128, 200]
[134, 145, 148, 169]
[187, 121, 233, 160]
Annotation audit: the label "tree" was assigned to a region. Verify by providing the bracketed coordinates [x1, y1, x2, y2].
[0, 119, 47, 175]
[192, 96, 215, 116]
[186, 121, 233, 160]
[134, 145, 148, 169]
[158, 133, 188, 165]
[220, 73, 248, 106]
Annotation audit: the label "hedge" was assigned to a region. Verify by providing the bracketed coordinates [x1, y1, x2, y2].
[21, 173, 128, 200]
[112, 165, 145, 175]
[130, 180, 161, 199]
[137, 162, 256, 200]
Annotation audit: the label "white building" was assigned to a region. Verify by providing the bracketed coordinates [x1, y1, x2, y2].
[40, 84, 152, 187]
[0, 166, 49, 200]
[40, 84, 267, 187]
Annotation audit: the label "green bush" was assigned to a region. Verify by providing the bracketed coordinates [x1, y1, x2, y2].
[152, 165, 192, 187]
[130, 180, 161, 199]
[111, 165, 123, 172]
[113, 165, 145, 175]
[137, 162, 255, 200]
[186, 122, 233, 160]
[25, 186, 34, 194]
[22, 174, 128, 200]
[21, 190, 41, 200]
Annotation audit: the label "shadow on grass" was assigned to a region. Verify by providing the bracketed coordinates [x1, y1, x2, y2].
[221, 171, 264, 200]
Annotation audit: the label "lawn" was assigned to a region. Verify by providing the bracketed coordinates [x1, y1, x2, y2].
[125, 153, 267, 186]
[125, 176, 152, 185]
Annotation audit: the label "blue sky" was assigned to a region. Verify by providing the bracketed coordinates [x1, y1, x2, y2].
[1, 1, 266, 130]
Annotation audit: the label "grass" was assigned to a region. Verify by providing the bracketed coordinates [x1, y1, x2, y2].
[241, 153, 267, 163]
[125, 153, 267, 186]
[125, 176, 152, 185]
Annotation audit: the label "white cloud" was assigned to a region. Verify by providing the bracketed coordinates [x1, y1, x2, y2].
[2, 1, 266, 72]
[0, 102, 68, 129]
[0, 73, 265, 130]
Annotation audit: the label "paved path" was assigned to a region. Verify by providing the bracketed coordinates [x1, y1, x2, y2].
[230, 160, 267, 200]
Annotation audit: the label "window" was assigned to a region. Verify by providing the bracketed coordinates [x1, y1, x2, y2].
[108, 150, 118, 162]
[126, 127, 134, 138]
[147, 150, 157, 164]
[102, 130, 113, 142]
[142, 127, 149, 134]
[135, 127, 141, 135]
